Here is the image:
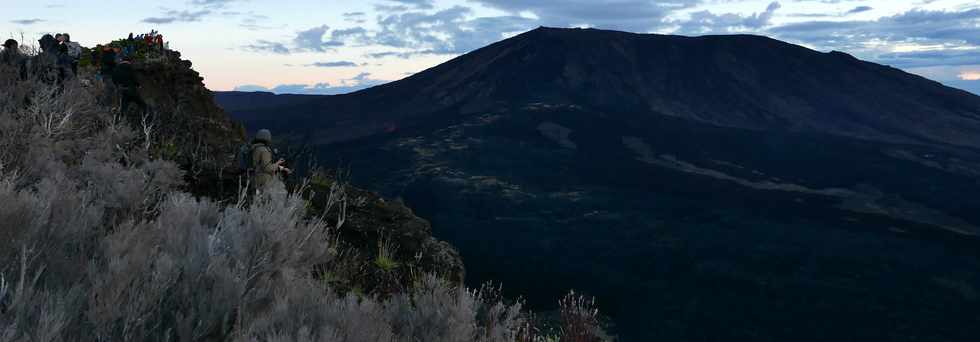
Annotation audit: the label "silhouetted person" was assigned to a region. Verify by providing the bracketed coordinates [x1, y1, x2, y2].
[35, 34, 68, 82]
[90, 45, 102, 77]
[62, 33, 81, 76]
[100, 46, 117, 78]
[154, 34, 164, 53]
[112, 57, 147, 116]
[1, 39, 22, 65]
[251, 129, 291, 193]
[55, 34, 69, 56]
[38, 34, 57, 54]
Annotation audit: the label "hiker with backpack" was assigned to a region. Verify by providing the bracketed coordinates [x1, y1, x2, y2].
[62, 33, 82, 76]
[243, 129, 291, 194]
[34, 34, 69, 82]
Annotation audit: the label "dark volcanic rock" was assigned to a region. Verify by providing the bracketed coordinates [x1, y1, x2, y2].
[322, 184, 466, 282]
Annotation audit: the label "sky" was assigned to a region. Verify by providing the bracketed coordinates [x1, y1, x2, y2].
[3, 0, 980, 95]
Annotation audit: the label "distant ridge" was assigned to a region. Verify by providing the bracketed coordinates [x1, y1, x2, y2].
[225, 26, 980, 149]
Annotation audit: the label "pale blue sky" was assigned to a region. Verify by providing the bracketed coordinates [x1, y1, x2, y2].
[3, 0, 979, 95]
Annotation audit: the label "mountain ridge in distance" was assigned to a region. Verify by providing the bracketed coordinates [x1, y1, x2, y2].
[223, 26, 980, 149]
[219, 26, 980, 341]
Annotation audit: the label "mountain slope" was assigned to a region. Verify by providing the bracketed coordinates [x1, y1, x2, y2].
[234, 27, 980, 148]
[220, 27, 980, 341]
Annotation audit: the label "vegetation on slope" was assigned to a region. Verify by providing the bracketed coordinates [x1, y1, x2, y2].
[0, 47, 606, 341]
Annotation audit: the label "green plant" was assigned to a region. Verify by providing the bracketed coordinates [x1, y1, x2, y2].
[375, 236, 400, 272]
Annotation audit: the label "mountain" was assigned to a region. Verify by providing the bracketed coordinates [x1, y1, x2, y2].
[219, 27, 980, 341]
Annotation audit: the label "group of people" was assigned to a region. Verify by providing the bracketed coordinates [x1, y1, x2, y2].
[1, 33, 80, 82]
[131, 31, 166, 52]
[4, 32, 288, 195]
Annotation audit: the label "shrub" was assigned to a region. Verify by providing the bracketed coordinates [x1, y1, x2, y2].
[0, 53, 605, 342]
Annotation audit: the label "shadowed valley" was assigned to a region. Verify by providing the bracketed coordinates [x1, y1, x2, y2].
[219, 27, 980, 341]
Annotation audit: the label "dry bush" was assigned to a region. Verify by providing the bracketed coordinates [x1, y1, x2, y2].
[558, 291, 601, 342]
[0, 62, 562, 342]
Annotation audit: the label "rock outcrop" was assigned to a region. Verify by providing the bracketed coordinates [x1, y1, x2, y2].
[122, 47, 465, 292]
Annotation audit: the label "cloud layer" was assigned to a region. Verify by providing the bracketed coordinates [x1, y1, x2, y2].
[227, 0, 980, 95]
[234, 72, 387, 95]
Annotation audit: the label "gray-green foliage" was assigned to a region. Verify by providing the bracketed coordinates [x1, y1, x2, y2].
[0, 63, 540, 341]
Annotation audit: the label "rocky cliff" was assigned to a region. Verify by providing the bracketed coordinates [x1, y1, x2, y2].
[121, 48, 465, 292]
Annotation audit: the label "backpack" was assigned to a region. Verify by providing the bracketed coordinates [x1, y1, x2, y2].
[66, 42, 82, 59]
[239, 143, 275, 173]
[238, 143, 254, 173]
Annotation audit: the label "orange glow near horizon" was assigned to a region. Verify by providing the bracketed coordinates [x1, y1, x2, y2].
[959, 71, 980, 81]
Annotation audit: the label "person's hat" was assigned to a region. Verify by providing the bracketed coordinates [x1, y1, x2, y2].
[255, 129, 272, 143]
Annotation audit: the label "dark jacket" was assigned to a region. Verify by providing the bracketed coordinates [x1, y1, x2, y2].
[1, 48, 22, 66]
[38, 35, 57, 54]
[112, 62, 139, 89]
[90, 49, 100, 68]
[100, 50, 117, 74]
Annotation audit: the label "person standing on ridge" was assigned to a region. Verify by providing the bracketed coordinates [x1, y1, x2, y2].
[154, 34, 164, 53]
[2, 39, 27, 79]
[63, 33, 82, 76]
[1, 39, 21, 65]
[55, 34, 68, 56]
[35, 34, 68, 82]
[250, 129, 291, 194]
[100, 46, 117, 81]
[112, 56, 147, 116]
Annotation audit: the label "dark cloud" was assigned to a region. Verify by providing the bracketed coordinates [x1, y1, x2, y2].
[143, 9, 211, 24]
[293, 25, 345, 52]
[876, 49, 980, 68]
[469, 0, 701, 32]
[367, 6, 535, 55]
[233, 72, 389, 95]
[847, 6, 873, 14]
[770, 8, 980, 48]
[242, 25, 365, 54]
[365, 50, 438, 59]
[767, 8, 980, 69]
[385, 0, 435, 10]
[242, 40, 290, 54]
[307, 61, 359, 67]
[331, 27, 370, 44]
[674, 2, 782, 35]
[10, 18, 45, 25]
[344, 12, 367, 23]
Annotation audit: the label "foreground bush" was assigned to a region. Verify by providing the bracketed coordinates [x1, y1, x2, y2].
[0, 59, 604, 341]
